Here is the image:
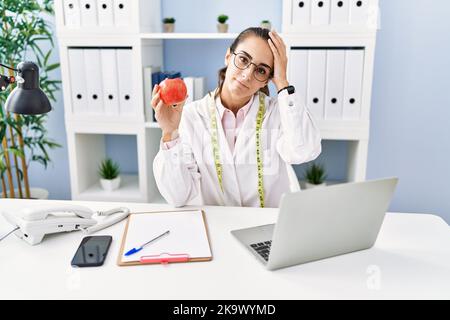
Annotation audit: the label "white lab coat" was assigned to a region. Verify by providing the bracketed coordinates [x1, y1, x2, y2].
[153, 90, 322, 208]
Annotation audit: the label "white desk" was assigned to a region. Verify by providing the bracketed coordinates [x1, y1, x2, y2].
[0, 199, 449, 300]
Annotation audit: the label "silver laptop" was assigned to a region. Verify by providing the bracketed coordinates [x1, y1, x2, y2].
[231, 177, 398, 270]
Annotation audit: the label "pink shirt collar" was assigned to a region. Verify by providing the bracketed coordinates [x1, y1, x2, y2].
[216, 94, 255, 120]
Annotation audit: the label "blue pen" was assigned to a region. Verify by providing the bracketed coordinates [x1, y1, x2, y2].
[124, 230, 170, 256]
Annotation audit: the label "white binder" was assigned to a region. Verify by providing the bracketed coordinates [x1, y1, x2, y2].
[116, 49, 134, 115]
[68, 49, 87, 114]
[343, 49, 364, 120]
[350, 0, 369, 26]
[100, 49, 120, 115]
[194, 77, 206, 100]
[79, 0, 98, 27]
[113, 0, 132, 27]
[311, 0, 330, 25]
[63, 0, 81, 28]
[325, 50, 345, 119]
[83, 49, 104, 114]
[97, 0, 114, 27]
[330, 0, 350, 25]
[289, 49, 308, 108]
[292, 0, 311, 26]
[184, 77, 194, 104]
[307, 50, 327, 120]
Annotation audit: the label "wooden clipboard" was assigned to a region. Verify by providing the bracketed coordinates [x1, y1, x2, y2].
[117, 209, 212, 266]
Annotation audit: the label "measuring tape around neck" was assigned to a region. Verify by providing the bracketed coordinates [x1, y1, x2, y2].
[208, 90, 266, 208]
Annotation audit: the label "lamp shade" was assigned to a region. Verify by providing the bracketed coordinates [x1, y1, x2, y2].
[5, 61, 52, 115]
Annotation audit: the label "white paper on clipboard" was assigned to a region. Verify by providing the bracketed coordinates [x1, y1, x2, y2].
[120, 210, 212, 263]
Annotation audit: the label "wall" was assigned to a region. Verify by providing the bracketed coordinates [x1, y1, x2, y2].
[367, 0, 450, 223]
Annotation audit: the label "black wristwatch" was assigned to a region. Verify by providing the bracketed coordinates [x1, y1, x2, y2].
[277, 85, 295, 95]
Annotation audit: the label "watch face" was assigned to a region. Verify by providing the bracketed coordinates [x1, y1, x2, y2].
[287, 86, 295, 94]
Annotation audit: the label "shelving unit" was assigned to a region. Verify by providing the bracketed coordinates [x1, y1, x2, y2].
[56, 0, 164, 202]
[55, 0, 379, 203]
[283, 0, 379, 183]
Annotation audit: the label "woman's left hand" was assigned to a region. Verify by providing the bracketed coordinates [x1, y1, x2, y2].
[267, 30, 289, 91]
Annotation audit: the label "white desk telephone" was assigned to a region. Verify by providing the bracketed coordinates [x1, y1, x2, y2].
[2, 204, 130, 245]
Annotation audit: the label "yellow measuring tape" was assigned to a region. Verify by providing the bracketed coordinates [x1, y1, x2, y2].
[208, 90, 266, 207]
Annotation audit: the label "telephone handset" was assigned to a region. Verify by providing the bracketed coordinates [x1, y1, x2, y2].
[20, 205, 95, 221]
[2, 204, 130, 245]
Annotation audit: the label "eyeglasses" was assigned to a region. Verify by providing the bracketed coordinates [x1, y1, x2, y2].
[232, 51, 273, 82]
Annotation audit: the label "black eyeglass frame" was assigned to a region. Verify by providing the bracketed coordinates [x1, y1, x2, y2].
[231, 51, 274, 82]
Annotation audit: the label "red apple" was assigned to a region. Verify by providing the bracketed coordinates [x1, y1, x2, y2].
[158, 78, 187, 105]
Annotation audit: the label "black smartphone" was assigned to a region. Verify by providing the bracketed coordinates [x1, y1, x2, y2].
[71, 235, 112, 267]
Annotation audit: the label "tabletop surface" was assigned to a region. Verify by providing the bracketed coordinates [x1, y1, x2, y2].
[0, 198, 449, 300]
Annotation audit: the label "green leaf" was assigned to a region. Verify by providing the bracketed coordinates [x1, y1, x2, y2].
[304, 163, 327, 185]
[0, 124, 6, 142]
[43, 49, 51, 66]
[98, 158, 120, 179]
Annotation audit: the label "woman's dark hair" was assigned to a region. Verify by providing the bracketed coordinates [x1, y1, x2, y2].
[215, 27, 273, 99]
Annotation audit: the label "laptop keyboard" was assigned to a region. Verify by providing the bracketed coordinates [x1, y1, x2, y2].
[250, 241, 272, 261]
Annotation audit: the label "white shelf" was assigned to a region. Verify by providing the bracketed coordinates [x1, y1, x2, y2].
[75, 174, 143, 202]
[282, 29, 377, 39]
[66, 121, 145, 134]
[139, 32, 371, 41]
[140, 32, 239, 39]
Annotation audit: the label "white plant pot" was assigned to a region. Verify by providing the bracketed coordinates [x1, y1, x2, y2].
[163, 23, 175, 33]
[2, 187, 49, 199]
[100, 176, 121, 191]
[305, 182, 327, 189]
[217, 23, 228, 33]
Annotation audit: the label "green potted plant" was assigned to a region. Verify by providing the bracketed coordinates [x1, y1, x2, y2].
[304, 163, 327, 189]
[98, 158, 121, 191]
[162, 17, 176, 33]
[260, 20, 272, 30]
[217, 14, 229, 33]
[1, 0, 61, 199]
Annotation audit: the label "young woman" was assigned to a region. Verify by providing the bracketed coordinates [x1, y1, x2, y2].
[152, 27, 321, 208]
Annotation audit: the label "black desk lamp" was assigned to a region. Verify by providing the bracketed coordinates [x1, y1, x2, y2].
[1, 61, 52, 199]
[0, 61, 52, 115]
